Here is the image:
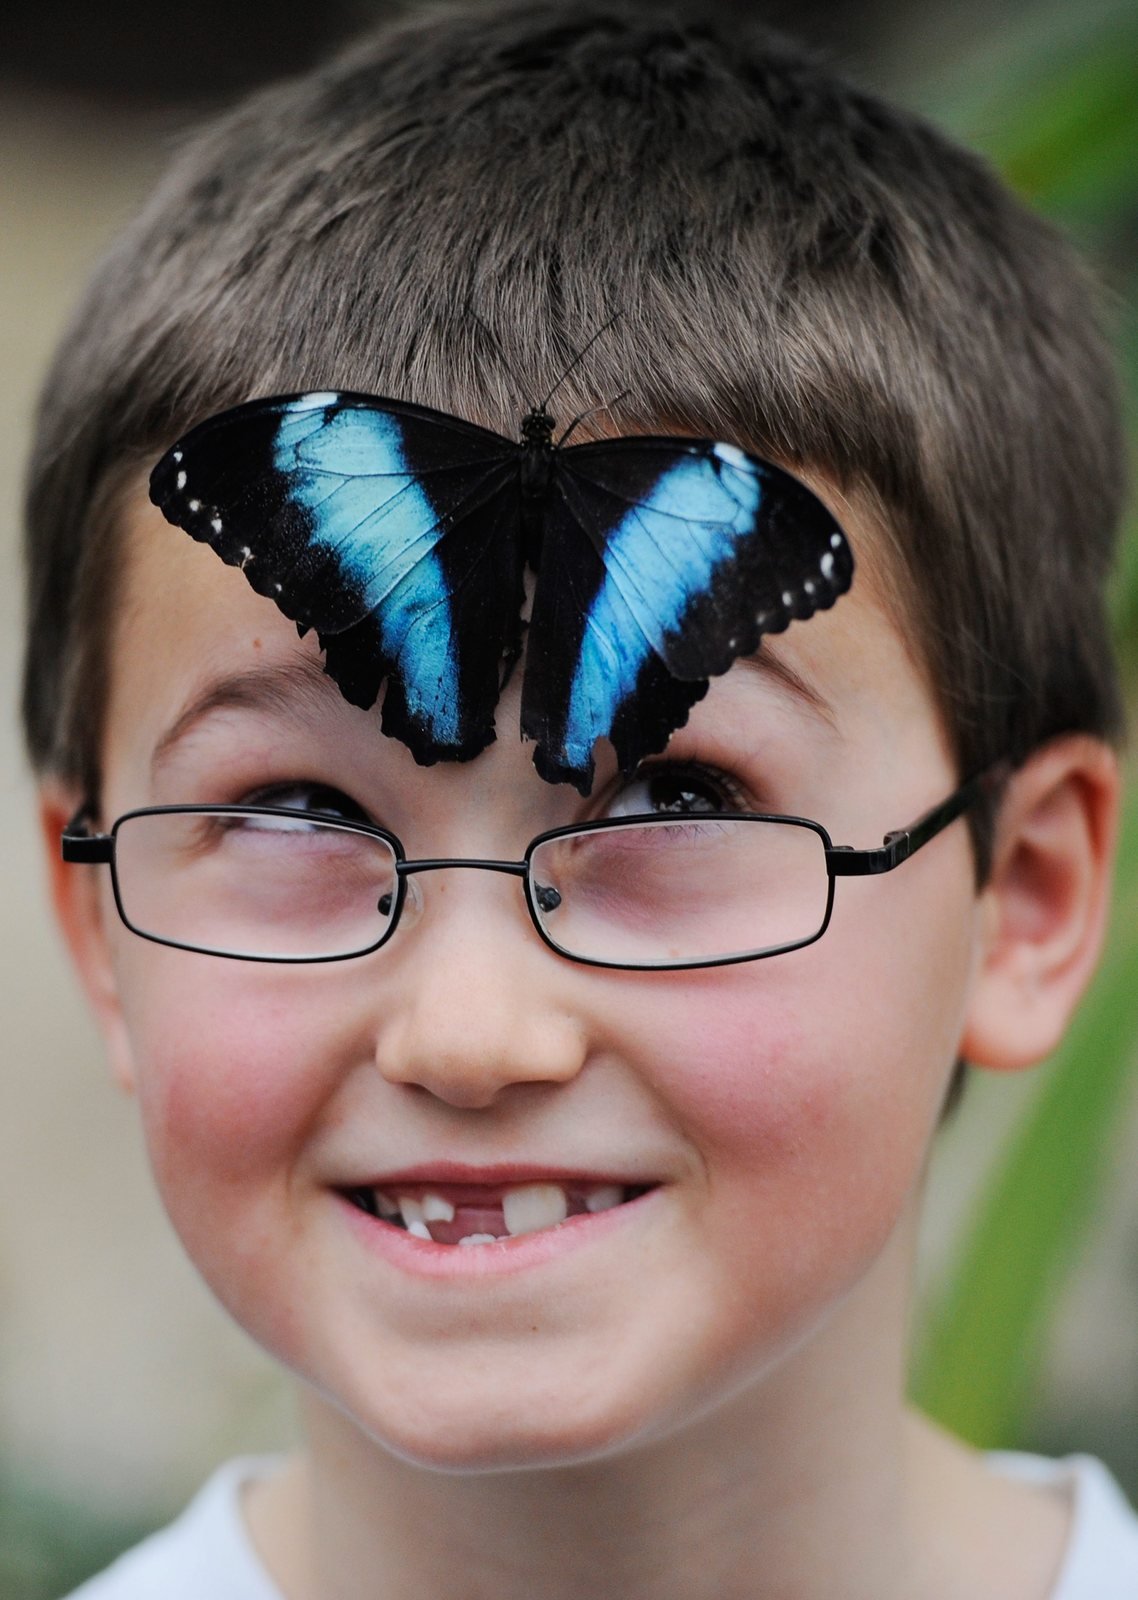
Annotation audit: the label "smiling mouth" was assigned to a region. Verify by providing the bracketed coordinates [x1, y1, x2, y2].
[342, 1180, 656, 1246]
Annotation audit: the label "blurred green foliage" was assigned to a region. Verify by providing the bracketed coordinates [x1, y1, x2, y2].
[0, 1473, 155, 1600]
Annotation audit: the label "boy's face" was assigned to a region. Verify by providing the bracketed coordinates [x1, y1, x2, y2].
[75, 477, 985, 1469]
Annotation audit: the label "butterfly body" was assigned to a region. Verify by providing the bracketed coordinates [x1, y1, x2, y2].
[509, 405, 558, 567]
[150, 390, 853, 793]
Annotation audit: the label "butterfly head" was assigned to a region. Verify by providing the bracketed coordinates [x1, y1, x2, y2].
[520, 407, 556, 448]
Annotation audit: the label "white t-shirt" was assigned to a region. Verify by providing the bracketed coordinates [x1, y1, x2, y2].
[63, 1449, 1138, 1599]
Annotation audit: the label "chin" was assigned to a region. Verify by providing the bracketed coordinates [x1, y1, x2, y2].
[332, 1358, 678, 1475]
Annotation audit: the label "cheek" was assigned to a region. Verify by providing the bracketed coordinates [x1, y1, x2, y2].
[632, 863, 977, 1296]
[647, 982, 816, 1158]
[111, 946, 346, 1270]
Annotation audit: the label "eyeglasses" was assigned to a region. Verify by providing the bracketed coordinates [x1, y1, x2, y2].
[62, 772, 998, 970]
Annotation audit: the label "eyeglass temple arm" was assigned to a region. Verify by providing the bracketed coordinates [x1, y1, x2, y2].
[61, 808, 113, 864]
[826, 764, 1009, 878]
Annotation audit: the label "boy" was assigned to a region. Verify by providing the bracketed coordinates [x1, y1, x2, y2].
[23, 0, 1138, 1594]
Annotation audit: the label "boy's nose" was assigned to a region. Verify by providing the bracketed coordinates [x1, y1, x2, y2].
[371, 869, 588, 1108]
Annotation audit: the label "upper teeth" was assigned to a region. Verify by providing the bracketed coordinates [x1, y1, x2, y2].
[501, 1182, 568, 1236]
[394, 1197, 434, 1240]
[371, 1180, 629, 1239]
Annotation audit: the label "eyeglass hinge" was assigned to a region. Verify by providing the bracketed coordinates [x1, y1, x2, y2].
[827, 832, 910, 877]
[61, 812, 113, 864]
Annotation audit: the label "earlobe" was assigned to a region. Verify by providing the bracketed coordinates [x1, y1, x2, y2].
[959, 736, 1120, 1072]
[38, 783, 138, 1094]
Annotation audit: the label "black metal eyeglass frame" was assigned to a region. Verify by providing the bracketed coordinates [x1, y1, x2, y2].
[61, 766, 1005, 971]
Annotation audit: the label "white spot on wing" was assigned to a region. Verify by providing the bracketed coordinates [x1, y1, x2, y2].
[821, 552, 835, 578]
[286, 391, 339, 412]
[176, 470, 187, 490]
[712, 441, 750, 472]
[830, 533, 842, 548]
[188, 499, 201, 512]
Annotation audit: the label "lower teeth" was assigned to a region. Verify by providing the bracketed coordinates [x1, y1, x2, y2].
[345, 1191, 511, 1244]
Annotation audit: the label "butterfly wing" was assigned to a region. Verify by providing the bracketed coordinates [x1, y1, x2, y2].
[523, 436, 853, 791]
[149, 392, 525, 764]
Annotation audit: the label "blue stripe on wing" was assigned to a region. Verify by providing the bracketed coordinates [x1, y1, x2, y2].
[559, 443, 763, 773]
[272, 397, 461, 744]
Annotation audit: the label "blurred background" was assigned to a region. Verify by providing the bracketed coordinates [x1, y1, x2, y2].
[1, 0, 1136, 1592]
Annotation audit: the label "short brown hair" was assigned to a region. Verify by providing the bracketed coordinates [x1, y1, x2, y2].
[23, 0, 1126, 820]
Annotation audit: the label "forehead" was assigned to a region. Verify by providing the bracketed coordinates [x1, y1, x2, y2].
[103, 469, 948, 803]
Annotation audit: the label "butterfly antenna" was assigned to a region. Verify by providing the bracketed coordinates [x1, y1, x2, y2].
[556, 389, 633, 448]
[539, 310, 624, 413]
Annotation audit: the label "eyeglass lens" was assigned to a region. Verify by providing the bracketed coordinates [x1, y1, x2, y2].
[115, 810, 401, 960]
[529, 816, 828, 965]
[111, 809, 831, 965]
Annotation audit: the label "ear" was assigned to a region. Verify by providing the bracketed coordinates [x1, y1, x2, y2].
[960, 735, 1121, 1072]
[38, 782, 139, 1094]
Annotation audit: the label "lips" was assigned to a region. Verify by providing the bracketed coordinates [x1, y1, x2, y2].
[342, 1177, 655, 1246]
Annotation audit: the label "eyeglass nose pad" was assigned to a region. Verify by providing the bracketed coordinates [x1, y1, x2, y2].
[391, 873, 424, 927]
[376, 874, 423, 927]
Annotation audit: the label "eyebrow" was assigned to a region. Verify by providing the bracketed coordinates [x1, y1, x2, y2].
[150, 657, 342, 780]
[150, 638, 834, 783]
[733, 645, 836, 727]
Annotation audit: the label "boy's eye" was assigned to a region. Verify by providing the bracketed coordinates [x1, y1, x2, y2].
[604, 761, 748, 820]
[239, 782, 370, 824]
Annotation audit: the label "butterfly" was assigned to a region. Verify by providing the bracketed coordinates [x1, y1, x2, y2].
[149, 390, 853, 793]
